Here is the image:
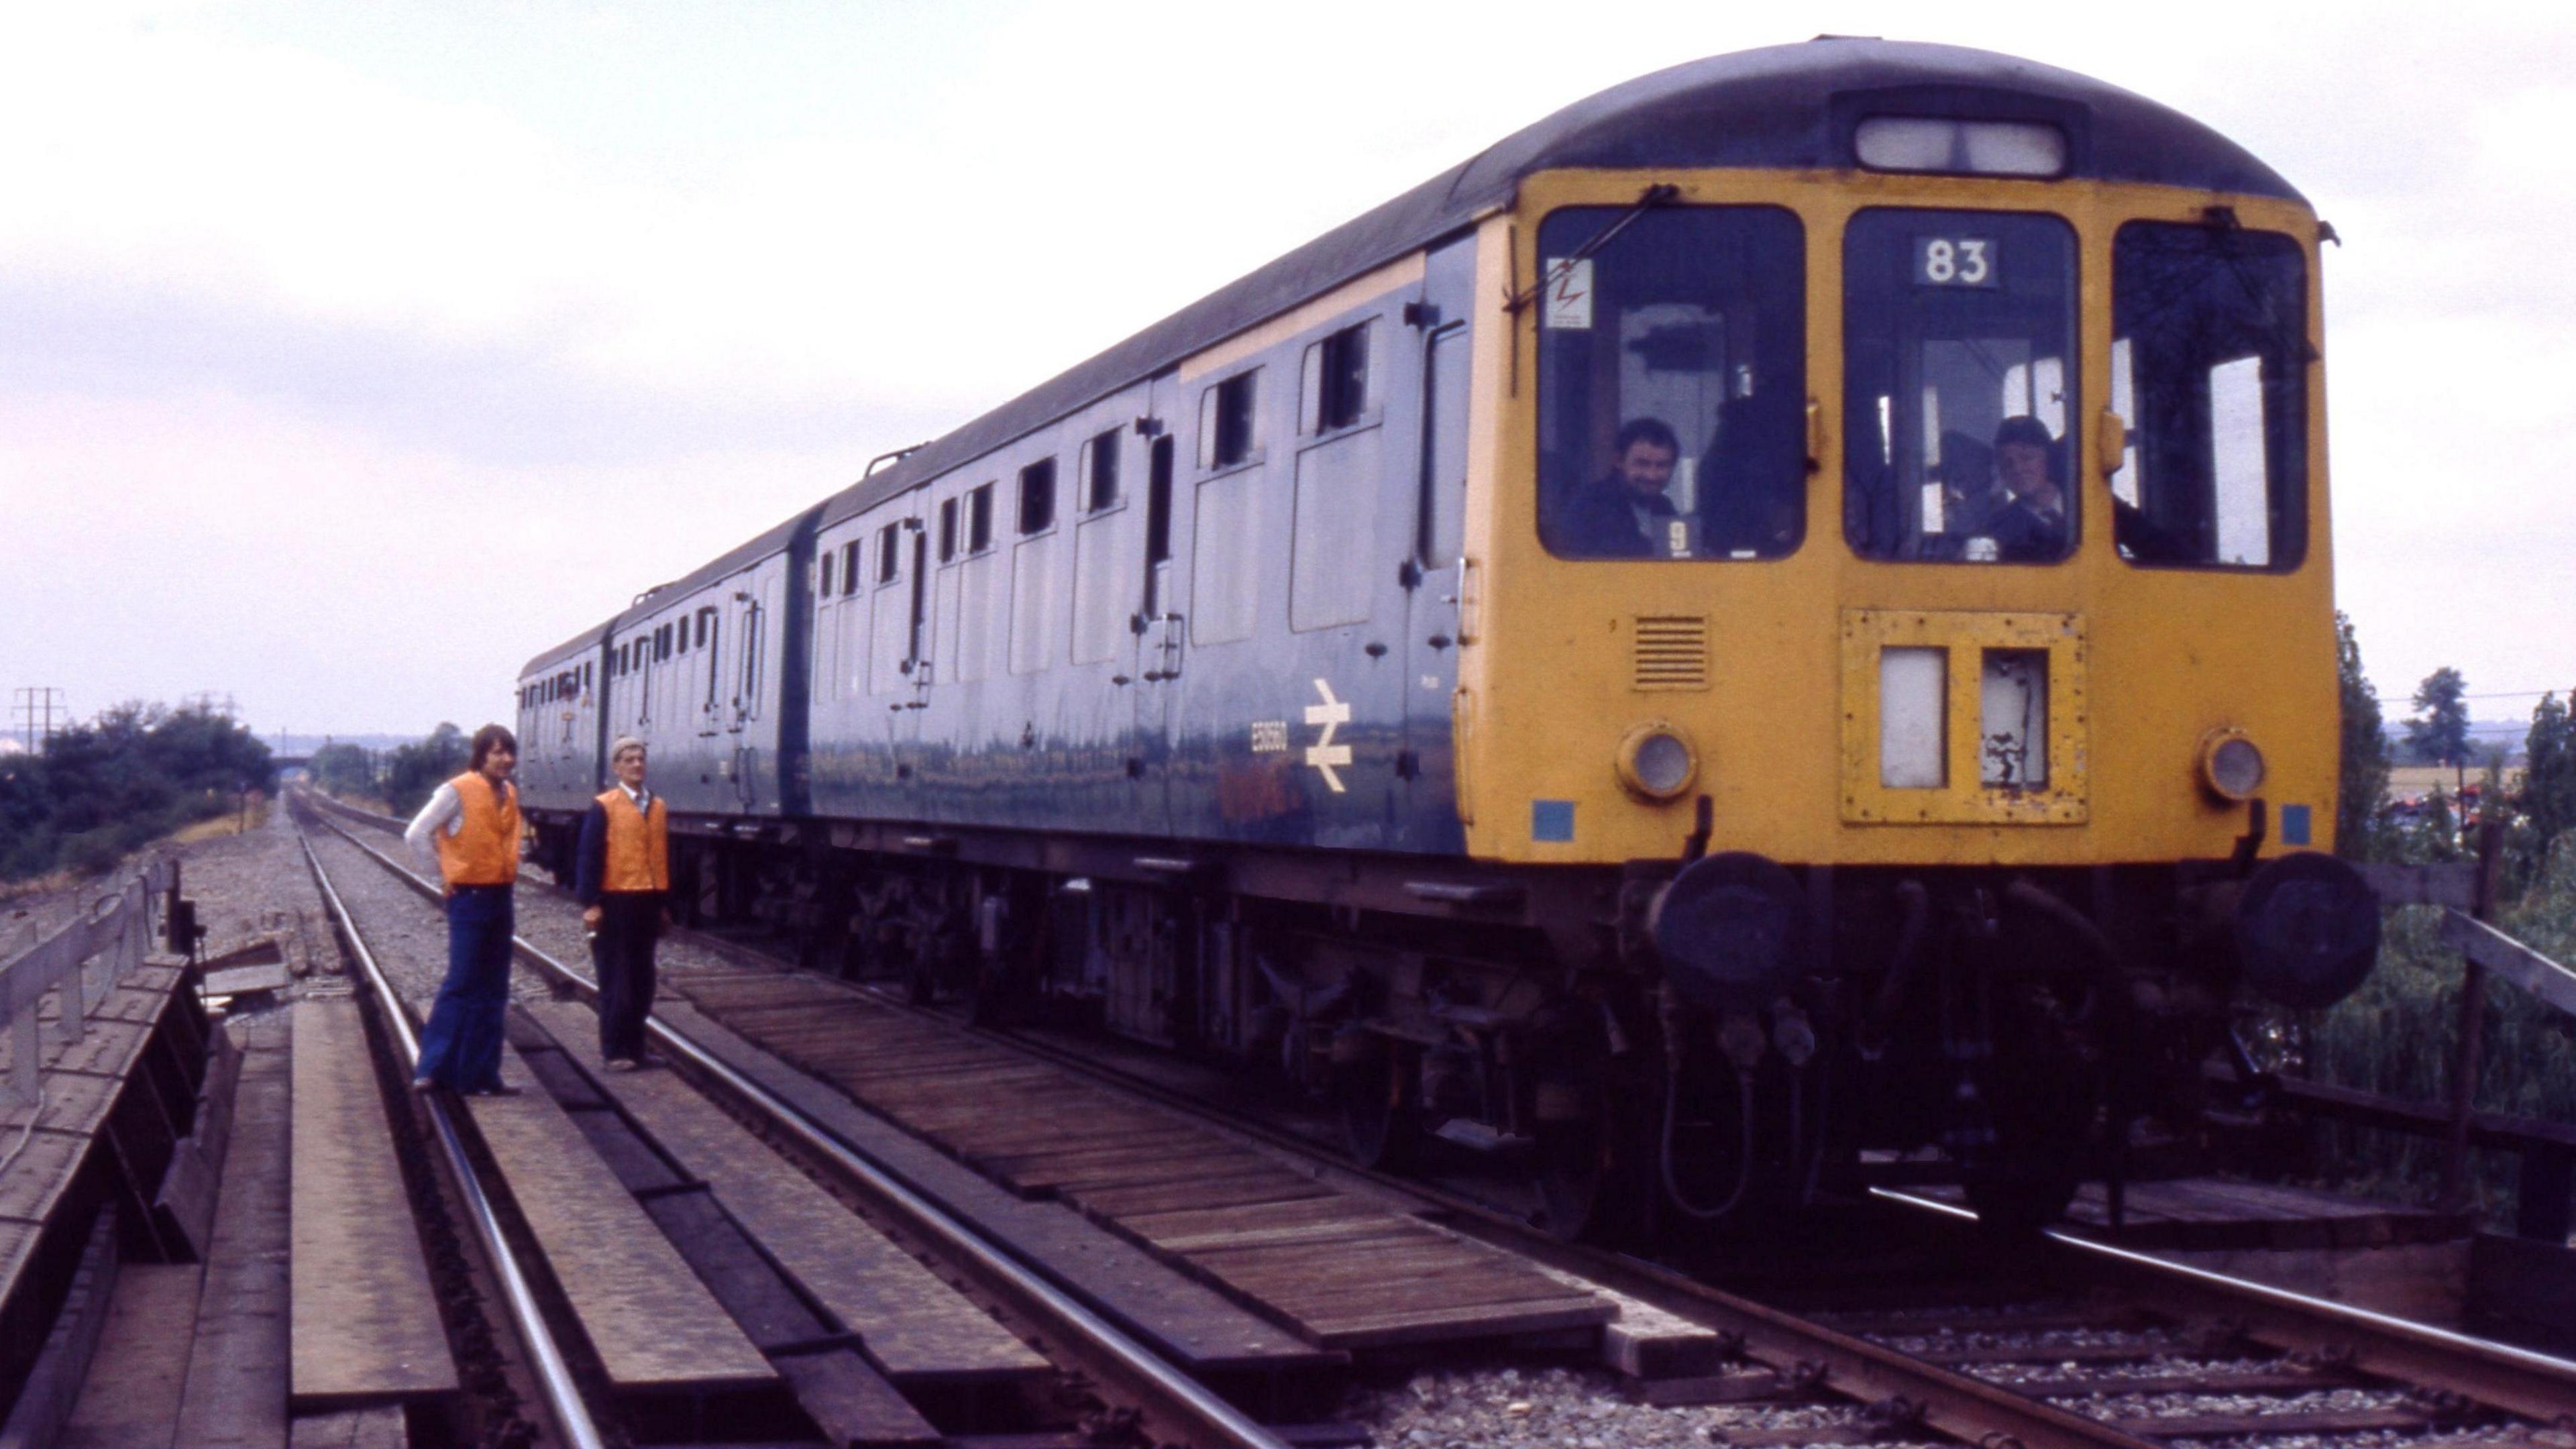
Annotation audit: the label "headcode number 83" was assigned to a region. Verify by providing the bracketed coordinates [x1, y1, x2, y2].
[1914, 235, 1996, 288]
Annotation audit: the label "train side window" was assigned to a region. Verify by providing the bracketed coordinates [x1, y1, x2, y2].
[967, 484, 995, 553]
[739, 597, 765, 718]
[877, 523, 901, 583]
[2110, 223, 2308, 571]
[1536, 205, 1807, 561]
[704, 612, 721, 708]
[582, 661, 592, 692]
[1843, 209, 2078, 564]
[1303, 321, 1372, 434]
[1142, 435, 1175, 617]
[1419, 322, 1470, 566]
[840, 541, 860, 595]
[1018, 457, 1057, 535]
[938, 497, 959, 561]
[906, 531, 929, 672]
[1081, 429, 1121, 513]
[676, 619, 690, 653]
[1199, 370, 1258, 470]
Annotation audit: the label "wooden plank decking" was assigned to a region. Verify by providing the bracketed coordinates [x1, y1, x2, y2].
[462, 1041, 775, 1393]
[520, 998, 1050, 1389]
[286, 999, 454, 1407]
[666, 970, 1613, 1351]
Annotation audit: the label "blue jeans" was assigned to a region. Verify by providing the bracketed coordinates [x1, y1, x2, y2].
[417, 884, 514, 1091]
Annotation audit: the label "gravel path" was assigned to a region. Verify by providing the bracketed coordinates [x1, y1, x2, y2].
[1338, 1364, 1951, 1449]
[2178, 1430, 2568, 1449]
[180, 807, 335, 975]
[313, 802, 756, 987]
[4, 806, 332, 981]
[304, 826, 558, 1010]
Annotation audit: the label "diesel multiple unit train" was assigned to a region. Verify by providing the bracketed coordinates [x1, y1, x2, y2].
[517, 40, 2379, 1236]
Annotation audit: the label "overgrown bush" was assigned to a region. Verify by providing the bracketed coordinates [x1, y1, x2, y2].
[2302, 840, 2576, 1223]
[0, 702, 274, 881]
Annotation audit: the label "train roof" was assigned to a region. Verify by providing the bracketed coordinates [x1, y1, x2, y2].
[515, 506, 822, 676]
[518, 624, 605, 678]
[820, 38, 2299, 526]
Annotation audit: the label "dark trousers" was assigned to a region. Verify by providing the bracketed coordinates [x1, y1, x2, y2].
[417, 884, 514, 1091]
[592, 892, 661, 1061]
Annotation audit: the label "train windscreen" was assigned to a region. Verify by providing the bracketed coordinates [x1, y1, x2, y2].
[1843, 209, 2078, 564]
[1534, 205, 1806, 562]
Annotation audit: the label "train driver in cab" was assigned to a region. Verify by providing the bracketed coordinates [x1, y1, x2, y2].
[1550, 417, 1684, 559]
[1982, 415, 2070, 563]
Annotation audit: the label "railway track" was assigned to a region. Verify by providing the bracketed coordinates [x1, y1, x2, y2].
[297, 790, 2576, 1448]
[292, 794, 1296, 1449]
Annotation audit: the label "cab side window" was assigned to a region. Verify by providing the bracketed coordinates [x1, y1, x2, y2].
[2110, 223, 2308, 570]
[1535, 206, 1807, 562]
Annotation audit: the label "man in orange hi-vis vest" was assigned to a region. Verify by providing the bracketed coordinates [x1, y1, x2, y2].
[574, 736, 669, 1069]
[402, 724, 523, 1095]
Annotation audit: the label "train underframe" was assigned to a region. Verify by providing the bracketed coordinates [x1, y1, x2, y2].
[526, 813, 2359, 1240]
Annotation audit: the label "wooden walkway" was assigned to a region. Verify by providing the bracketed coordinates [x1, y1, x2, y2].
[521, 998, 1050, 1389]
[0, 964, 193, 1304]
[462, 1039, 776, 1395]
[663, 970, 1612, 1350]
[286, 999, 453, 1409]
[1, 961, 197, 1343]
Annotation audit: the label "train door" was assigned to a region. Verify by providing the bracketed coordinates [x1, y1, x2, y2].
[1129, 372, 1191, 834]
[1402, 234, 1479, 847]
[726, 579, 764, 808]
[877, 503, 934, 800]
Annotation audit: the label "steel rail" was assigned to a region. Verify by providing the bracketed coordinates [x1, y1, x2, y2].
[333, 817, 2158, 1449]
[293, 825, 608, 1449]
[307, 790, 2576, 1436]
[861, 993, 2178, 1449]
[1883, 1187, 2576, 1423]
[716, 930, 2576, 1448]
[304, 803, 1293, 1449]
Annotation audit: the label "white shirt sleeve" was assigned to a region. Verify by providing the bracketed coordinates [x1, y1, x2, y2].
[404, 782, 463, 873]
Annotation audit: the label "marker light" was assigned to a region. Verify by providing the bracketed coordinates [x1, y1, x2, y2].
[1855, 117, 2067, 177]
[2199, 730, 2267, 801]
[1617, 723, 1700, 802]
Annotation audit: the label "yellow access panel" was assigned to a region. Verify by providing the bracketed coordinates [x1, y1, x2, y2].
[1839, 609, 2089, 826]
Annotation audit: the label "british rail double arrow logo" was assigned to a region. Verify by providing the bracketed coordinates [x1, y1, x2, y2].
[1303, 679, 1352, 794]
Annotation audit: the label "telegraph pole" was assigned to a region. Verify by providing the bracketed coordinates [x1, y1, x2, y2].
[11, 686, 65, 753]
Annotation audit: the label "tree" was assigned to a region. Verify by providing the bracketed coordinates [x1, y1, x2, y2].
[0, 699, 273, 879]
[2522, 690, 2576, 878]
[2333, 612, 2391, 861]
[2404, 667, 2472, 770]
[2418, 784, 2462, 863]
[309, 742, 376, 800]
[382, 723, 467, 817]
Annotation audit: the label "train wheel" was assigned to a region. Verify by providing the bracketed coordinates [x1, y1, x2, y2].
[1535, 1118, 1612, 1242]
[1340, 1041, 1417, 1171]
[1964, 1155, 2083, 1235]
[1966, 984, 2097, 1234]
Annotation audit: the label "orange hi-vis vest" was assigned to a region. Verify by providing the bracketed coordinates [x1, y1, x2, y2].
[436, 771, 521, 887]
[595, 788, 669, 894]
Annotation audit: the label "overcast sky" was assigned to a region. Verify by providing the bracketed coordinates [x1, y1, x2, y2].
[2, 1, 2569, 747]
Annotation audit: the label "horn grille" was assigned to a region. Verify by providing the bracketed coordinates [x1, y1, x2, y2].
[1633, 615, 1709, 692]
